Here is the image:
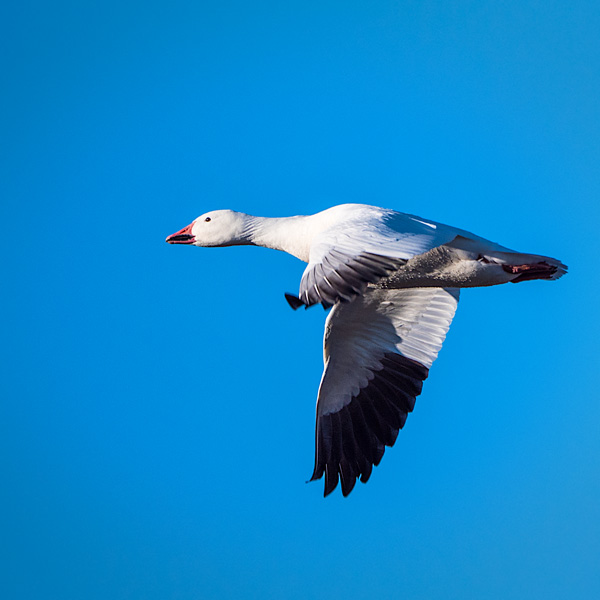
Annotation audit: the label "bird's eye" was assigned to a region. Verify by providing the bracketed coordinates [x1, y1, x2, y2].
[205, 217, 211, 222]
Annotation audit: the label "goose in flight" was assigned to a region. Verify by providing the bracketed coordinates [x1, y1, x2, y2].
[166, 203, 566, 496]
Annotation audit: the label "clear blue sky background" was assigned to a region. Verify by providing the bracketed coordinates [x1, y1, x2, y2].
[1, 1, 599, 599]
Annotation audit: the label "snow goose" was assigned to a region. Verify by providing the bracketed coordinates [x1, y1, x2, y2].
[166, 203, 566, 496]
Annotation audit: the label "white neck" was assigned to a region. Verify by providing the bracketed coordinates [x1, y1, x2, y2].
[243, 215, 314, 262]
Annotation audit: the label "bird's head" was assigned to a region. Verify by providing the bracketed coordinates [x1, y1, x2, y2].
[165, 210, 252, 247]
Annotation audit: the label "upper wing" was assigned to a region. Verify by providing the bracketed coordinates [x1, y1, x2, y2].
[294, 211, 460, 308]
[310, 286, 460, 496]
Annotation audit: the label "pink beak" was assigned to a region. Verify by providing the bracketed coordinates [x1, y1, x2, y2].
[166, 222, 195, 244]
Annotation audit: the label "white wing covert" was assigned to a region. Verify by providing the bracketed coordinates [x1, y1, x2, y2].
[310, 286, 460, 496]
[294, 210, 460, 308]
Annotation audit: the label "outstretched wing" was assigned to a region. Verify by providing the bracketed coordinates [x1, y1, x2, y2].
[295, 211, 459, 308]
[310, 286, 460, 496]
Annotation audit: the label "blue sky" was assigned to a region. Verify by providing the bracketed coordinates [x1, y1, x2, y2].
[1, 1, 599, 598]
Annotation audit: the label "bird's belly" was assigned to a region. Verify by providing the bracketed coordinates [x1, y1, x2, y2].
[376, 245, 513, 289]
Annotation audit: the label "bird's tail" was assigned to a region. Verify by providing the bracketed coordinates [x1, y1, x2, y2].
[484, 251, 568, 283]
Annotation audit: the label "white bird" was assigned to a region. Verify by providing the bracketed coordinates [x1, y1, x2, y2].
[166, 203, 566, 496]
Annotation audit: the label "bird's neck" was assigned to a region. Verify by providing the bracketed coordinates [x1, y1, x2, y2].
[244, 215, 314, 262]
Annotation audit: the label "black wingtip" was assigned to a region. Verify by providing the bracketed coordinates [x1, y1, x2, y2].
[284, 293, 305, 310]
